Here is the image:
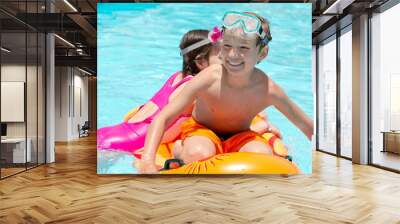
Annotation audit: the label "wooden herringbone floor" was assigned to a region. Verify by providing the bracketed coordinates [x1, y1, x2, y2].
[1, 135, 400, 224]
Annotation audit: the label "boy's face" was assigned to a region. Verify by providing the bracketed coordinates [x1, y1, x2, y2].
[221, 28, 262, 76]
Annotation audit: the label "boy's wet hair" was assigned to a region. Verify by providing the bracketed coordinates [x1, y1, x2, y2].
[179, 30, 212, 76]
[243, 12, 272, 50]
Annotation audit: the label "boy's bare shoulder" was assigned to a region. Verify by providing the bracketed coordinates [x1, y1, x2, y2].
[253, 68, 279, 94]
[254, 68, 271, 85]
[254, 67, 267, 78]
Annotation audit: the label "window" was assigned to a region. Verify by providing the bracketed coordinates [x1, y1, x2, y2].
[317, 35, 337, 154]
[370, 3, 400, 171]
[339, 27, 352, 158]
[0, 1, 47, 179]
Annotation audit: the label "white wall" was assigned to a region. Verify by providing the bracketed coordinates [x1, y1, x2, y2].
[1, 63, 46, 163]
[55, 67, 89, 141]
[73, 73, 89, 136]
[55, 66, 69, 141]
[1, 65, 26, 139]
[1, 64, 26, 81]
[1, 82, 25, 122]
[0, 65, 40, 137]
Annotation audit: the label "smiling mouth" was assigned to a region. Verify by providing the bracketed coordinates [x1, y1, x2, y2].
[227, 61, 244, 67]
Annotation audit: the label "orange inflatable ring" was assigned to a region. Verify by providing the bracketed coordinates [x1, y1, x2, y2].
[159, 152, 300, 174]
[144, 133, 299, 174]
[127, 106, 298, 174]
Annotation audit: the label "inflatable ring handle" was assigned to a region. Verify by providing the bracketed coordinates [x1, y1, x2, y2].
[162, 158, 185, 170]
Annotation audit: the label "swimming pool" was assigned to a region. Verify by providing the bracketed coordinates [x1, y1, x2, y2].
[98, 3, 313, 174]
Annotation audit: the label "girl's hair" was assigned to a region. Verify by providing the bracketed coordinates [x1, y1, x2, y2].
[179, 30, 212, 76]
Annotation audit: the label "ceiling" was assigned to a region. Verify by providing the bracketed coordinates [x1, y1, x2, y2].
[310, 0, 391, 44]
[0, 0, 97, 74]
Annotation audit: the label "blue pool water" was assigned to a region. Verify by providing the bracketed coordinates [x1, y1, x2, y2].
[98, 3, 313, 174]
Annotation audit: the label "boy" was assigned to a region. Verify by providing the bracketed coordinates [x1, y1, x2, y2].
[139, 11, 313, 174]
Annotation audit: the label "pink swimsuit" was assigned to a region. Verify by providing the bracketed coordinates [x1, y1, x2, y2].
[97, 72, 192, 152]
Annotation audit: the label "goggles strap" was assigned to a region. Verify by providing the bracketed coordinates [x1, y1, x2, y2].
[258, 27, 270, 45]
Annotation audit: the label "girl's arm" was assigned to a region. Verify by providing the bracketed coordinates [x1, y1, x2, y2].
[268, 79, 313, 141]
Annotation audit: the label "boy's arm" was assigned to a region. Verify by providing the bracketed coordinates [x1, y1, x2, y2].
[139, 66, 219, 174]
[268, 79, 313, 140]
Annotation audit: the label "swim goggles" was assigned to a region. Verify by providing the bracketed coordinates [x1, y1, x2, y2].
[222, 11, 270, 45]
[180, 26, 223, 56]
